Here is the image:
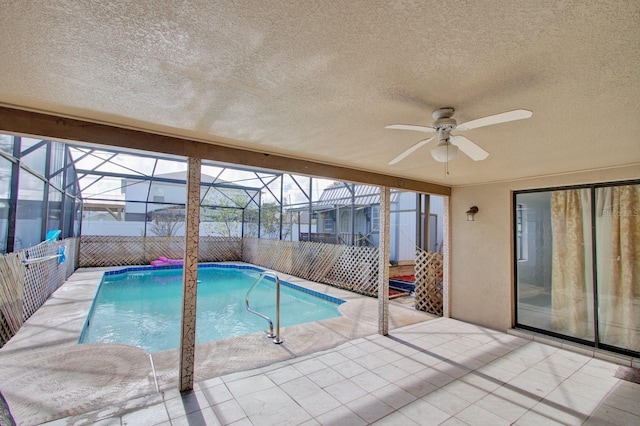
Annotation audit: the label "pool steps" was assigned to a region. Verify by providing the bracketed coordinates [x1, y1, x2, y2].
[245, 271, 283, 344]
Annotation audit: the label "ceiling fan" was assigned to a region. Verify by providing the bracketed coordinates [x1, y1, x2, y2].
[386, 107, 533, 165]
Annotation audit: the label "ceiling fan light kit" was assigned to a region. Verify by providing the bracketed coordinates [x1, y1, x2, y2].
[386, 107, 532, 166]
[431, 140, 458, 162]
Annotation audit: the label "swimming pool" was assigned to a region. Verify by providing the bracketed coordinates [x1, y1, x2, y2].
[79, 264, 344, 352]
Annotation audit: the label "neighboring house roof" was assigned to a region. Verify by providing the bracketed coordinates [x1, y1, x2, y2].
[317, 183, 399, 207]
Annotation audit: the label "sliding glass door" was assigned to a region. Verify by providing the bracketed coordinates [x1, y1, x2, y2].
[595, 185, 640, 353]
[515, 182, 639, 356]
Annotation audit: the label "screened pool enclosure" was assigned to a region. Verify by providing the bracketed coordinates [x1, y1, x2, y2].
[0, 133, 446, 347]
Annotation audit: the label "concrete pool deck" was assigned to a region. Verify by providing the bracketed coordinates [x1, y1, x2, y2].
[0, 263, 434, 425]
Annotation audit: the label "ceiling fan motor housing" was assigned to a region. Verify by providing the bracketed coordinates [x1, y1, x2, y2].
[432, 107, 457, 133]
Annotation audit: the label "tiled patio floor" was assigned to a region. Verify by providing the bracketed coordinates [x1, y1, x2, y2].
[37, 318, 640, 426]
[1, 266, 639, 425]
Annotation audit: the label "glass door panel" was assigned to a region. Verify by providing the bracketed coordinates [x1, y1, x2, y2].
[515, 189, 595, 342]
[595, 184, 640, 353]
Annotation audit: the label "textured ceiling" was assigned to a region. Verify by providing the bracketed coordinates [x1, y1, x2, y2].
[1, 1, 639, 186]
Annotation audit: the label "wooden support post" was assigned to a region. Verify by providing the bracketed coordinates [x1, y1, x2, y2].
[179, 157, 201, 392]
[378, 186, 390, 335]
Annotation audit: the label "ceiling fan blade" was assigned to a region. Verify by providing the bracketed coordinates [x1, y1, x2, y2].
[451, 135, 489, 161]
[385, 124, 436, 133]
[388, 136, 435, 165]
[457, 109, 532, 131]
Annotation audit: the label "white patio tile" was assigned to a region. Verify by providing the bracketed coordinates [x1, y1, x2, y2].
[235, 387, 302, 424]
[297, 419, 321, 426]
[585, 403, 640, 426]
[353, 339, 385, 353]
[121, 403, 170, 426]
[371, 383, 418, 409]
[225, 375, 276, 398]
[421, 388, 472, 415]
[459, 372, 502, 393]
[554, 378, 616, 404]
[279, 376, 322, 399]
[211, 399, 247, 425]
[474, 394, 527, 423]
[399, 398, 451, 426]
[504, 342, 558, 368]
[579, 357, 623, 379]
[324, 379, 368, 404]
[338, 344, 369, 359]
[371, 411, 420, 425]
[392, 357, 429, 374]
[508, 367, 563, 398]
[315, 405, 367, 426]
[440, 377, 492, 403]
[296, 390, 342, 417]
[315, 351, 350, 366]
[171, 406, 222, 426]
[345, 393, 395, 423]
[372, 363, 412, 382]
[600, 390, 640, 416]
[374, 348, 407, 363]
[292, 358, 328, 375]
[331, 359, 368, 378]
[430, 362, 471, 379]
[388, 342, 421, 357]
[350, 370, 391, 392]
[265, 365, 304, 385]
[476, 358, 529, 383]
[165, 390, 211, 419]
[390, 370, 439, 398]
[408, 350, 443, 367]
[513, 408, 570, 425]
[353, 353, 389, 370]
[419, 366, 458, 388]
[201, 383, 234, 407]
[306, 367, 346, 388]
[523, 399, 589, 426]
[197, 376, 224, 390]
[455, 404, 511, 426]
[227, 418, 253, 426]
[438, 417, 472, 426]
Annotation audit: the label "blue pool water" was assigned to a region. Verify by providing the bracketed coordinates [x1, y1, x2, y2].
[79, 265, 344, 352]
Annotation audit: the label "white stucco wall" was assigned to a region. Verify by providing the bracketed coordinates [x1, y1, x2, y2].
[450, 164, 640, 332]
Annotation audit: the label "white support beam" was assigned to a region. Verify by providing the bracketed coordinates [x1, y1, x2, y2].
[378, 186, 390, 335]
[179, 157, 201, 392]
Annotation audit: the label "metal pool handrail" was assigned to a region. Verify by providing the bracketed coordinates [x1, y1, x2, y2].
[245, 271, 283, 344]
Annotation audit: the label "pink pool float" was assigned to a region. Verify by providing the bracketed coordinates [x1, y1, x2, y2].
[150, 257, 184, 267]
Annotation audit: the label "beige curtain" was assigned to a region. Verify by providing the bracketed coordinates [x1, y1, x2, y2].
[550, 189, 593, 339]
[596, 185, 640, 352]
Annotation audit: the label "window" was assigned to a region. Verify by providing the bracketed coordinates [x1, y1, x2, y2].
[515, 182, 640, 356]
[516, 203, 528, 261]
[15, 170, 45, 249]
[371, 205, 380, 231]
[324, 218, 333, 231]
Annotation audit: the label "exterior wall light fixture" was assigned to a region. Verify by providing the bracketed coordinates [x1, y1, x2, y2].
[466, 206, 479, 221]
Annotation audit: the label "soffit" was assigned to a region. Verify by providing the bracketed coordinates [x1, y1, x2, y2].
[0, 1, 638, 187]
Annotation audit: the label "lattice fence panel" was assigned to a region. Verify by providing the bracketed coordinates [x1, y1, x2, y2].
[79, 235, 242, 267]
[143, 237, 185, 262]
[79, 236, 145, 267]
[414, 248, 444, 315]
[0, 238, 78, 348]
[199, 237, 242, 261]
[242, 238, 380, 297]
[0, 253, 24, 347]
[324, 246, 379, 296]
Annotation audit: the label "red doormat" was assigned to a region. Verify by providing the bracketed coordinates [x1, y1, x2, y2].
[392, 275, 415, 283]
[614, 366, 640, 384]
[389, 288, 410, 299]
